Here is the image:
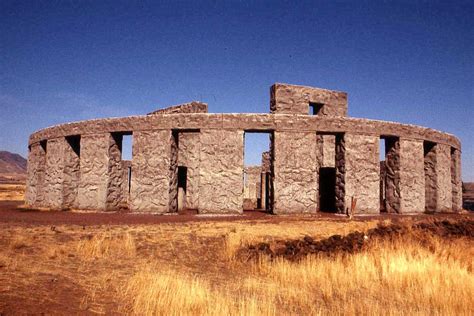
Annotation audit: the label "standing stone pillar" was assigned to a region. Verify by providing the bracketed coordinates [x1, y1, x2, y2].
[105, 133, 128, 210]
[43, 138, 67, 209]
[260, 172, 266, 209]
[434, 143, 453, 212]
[62, 136, 81, 209]
[198, 129, 244, 214]
[130, 130, 174, 213]
[25, 142, 46, 206]
[339, 134, 380, 214]
[77, 134, 121, 210]
[399, 139, 425, 213]
[335, 134, 345, 213]
[451, 148, 462, 212]
[384, 138, 401, 213]
[273, 131, 318, 214]
[177, 132, 201, 209]
[317, 134, 336, 168]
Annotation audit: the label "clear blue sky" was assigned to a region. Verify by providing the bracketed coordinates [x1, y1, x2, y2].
[1, 1, 473, 180]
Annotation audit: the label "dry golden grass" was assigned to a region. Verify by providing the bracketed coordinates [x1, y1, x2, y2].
[0, 217, 472, 315]
[0, 184, 25, 201]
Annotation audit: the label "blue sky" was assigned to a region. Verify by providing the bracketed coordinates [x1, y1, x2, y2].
[1, 1, 473, 180]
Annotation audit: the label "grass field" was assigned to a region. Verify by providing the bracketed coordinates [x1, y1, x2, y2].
[0, 184, 472, 314]
[0, 183, 25, 201]
[0, 215, 473, 315]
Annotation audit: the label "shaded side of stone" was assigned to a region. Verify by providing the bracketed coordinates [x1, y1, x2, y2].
[273, 131, 318, 214]
[434, 143, 452, 212]
[130, 130, 172, 213]
[343, 134, 380, 214]
[177, 131, 201, 210]
[384, 137, 401, 213]
[105, 133, 127, 210]
[62, 136, 81, 209]
[424, 142, 437, 212]
[168, 131, 179, 213]
[399, 139, 425, 213]
[198, 129, 244, 214]
[451, 148, 462, 211]
[335, 134, 346, 213]
[25, 142, 46, 206]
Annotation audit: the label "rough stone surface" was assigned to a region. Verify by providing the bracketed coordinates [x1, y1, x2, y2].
[317, 134, 336, 168]
[177, 132, 201, 209]
[26, 82, 462, 215]
[434, 143, 452, 212]
[25, 142, 46, 206]
[148, 101, 208, 115]
[198, 129, 244, 214]
[335, 134, 345, 213]
[424, 143, 437, 212]
[451, 149, 462, 212]
[384, 138, 401, 213]
[399, 139, 425, 213]
[105, 134, 127, 210]
[130, 130, 172, 213]
[43, 138, 67, 209]
[62, 136, 81, 209]
[273, 131, 318, 214]
[77, 134, 110, 210]
[168, 131, 179, 213]
[271, 83, 347, 116]
[343, 134, 380, 214]
[243, 166, 261, 209]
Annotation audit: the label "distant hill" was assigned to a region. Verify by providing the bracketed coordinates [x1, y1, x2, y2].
[463, 182, 474, 211]
[0, 151, 27, 183]
[0, 151, 27, 173]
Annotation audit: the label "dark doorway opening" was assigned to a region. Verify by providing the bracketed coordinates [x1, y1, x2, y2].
[177, 166, 187, 211]
[319, 167, 336, 212]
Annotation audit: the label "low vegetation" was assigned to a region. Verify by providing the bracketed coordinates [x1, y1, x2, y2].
[0, 215, 473, 315]
[0, 184, 25, 201]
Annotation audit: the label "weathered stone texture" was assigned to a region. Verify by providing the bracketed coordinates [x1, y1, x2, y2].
[105, 134, 128, 210]
[77, 134, 110, 210]
[384, 138, 401, 213]
[25, 142, 46, 206]
[199, 129, 244, 214]
[451, 148, 462, 212]
[271, 83, 347, 116]
[335, 134, 345, 213]
[148, 101, 208, 115]
[399, 139, 425, 213]
[317, 134, 336, 168]
[424, 143, 437, 212]
[168, 131, 179, 213]
[177, 132, 201, 209]
[434, 144, 452, 212]
[273, 131, 318, 214]
[62, 137, 81, 209]
[243, 166, 261, 209]
[342, 134, 380, 214]
[43, 138, 67, 209]
[130, 130, 172, 213]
